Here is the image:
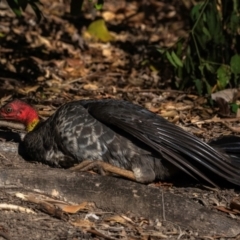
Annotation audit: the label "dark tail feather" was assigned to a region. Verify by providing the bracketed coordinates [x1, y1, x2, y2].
[209, 136, 240, 168]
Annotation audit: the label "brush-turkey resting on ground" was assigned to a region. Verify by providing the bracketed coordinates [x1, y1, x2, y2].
[0, 99, 240, 187]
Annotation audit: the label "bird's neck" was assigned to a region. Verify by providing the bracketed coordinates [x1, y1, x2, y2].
[24, 107, 40, 132]
[26, 118, 40, 132]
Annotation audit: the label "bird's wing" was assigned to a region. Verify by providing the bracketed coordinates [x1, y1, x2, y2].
[209, 136, 240, 168]
[79, 99, 240, 186]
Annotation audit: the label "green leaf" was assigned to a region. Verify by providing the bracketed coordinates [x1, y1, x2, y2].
[202, 27, 211, 41]
[95, 3, 103, 10]
[230, 54, 240, 75]
[184, 56, 191, 74]
[202, 12, 207, 22]
[198, 64, 205, 76]
[171, 51, 183, 67]
[206, 4, 219, 36]
[231, 103, 239, 114]
[95, 0, 103, 10]
[6, 0, 22, 16]
[156, 48, 165, 54]
[205, 63, 215, 73]
[191, 3, 204, 20]
[141, 59, 149, 66]
[184, 47, 195, 73]
[206, 7, 216, 33]
[217, 65, 231, 89]
[229, 12, 239, 32]
[194, 79, 203, 95]
[176, 41, 182, 56]
[87, 19, 114, 42]
[166, 51, 177, 68]
[203, 79, 212, 95]
[195, 33, 207, 50]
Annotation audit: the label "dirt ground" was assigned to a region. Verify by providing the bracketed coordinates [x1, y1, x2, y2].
[0, 0, 240, 239]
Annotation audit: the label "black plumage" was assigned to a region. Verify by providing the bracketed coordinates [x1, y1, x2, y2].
[20, 99, 240, 186]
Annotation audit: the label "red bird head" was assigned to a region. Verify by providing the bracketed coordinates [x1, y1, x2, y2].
[0, 99, 39, 132]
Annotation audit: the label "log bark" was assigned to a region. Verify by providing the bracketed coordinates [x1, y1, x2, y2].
[0, 140, 239, 236]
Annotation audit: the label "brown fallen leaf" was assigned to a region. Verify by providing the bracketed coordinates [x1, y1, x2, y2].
[57, 201, 94, 213]
[230, 197, 240, 214]
[83, 83, 99, 90]
[15, 192, 93, 215]
[214, 206, 238, 215]
[39, 201, 68, 220]
[16, 85, 40, 95]
[104, 215, 130, 225]
[211, 89, 238, 103]
[160, 110, 178, 118]
[104, 214, 136, 229]
[71, 219, 95, 229]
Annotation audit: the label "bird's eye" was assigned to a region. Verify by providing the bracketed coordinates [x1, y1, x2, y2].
[5, 107, 12, 113]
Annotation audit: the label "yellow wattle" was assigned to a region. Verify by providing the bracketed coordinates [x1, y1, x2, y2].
[26, 118, 40, 132]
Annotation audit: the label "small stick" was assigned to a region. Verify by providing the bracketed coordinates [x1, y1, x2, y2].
[0, 120, 25, 130]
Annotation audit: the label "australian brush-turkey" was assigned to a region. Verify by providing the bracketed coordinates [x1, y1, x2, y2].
[0, 98, 240, 187]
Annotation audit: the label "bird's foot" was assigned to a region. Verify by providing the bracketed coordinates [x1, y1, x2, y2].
[69, 160, 136, 181]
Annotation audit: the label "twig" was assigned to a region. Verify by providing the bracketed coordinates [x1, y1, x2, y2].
[0, 120, 25, 130]
[162, 191, 166, 221]
[0, 203, 36, 214]
[221, 122, 240, 133]
[113, 88, 184, 93]
[193, 117, 240, 125]
[0, 152, 10, 162]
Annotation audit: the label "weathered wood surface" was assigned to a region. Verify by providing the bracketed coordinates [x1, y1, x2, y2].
[0, 140, 239, 236]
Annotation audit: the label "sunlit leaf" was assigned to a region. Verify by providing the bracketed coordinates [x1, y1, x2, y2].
[87, 19, 114, 42]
